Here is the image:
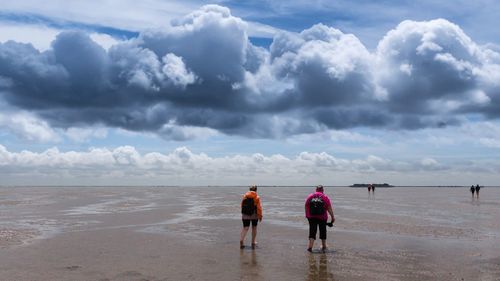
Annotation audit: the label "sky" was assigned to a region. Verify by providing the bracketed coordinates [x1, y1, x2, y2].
[1, 0, 500, 186]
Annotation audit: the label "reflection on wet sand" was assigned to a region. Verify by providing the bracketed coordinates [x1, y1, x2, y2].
[240, 249, 262, 281]
[307, 254, 334, 281]
[470, 197, 481, 206]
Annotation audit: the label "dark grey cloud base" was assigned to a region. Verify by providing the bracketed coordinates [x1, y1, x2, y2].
[1, 5, 499, 140]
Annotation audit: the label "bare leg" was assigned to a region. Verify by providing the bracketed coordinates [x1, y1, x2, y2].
[308, 238, 315, 251]
[240, 226, 249, 248]
[251, 226, 258, 248]
[321, 239, 328, 251]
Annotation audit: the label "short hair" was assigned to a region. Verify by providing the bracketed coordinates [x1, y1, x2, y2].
[316, 185, 324, 191]
[249, 185, 257, 191]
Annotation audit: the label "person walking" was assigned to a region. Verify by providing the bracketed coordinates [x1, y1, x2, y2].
[305, 185, 335, 252]
[475, 184, 481, 198]
[470, 185, 475, 198]
[240, 185, 263, 249]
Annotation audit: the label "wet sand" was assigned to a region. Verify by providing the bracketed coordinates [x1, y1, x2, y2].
[0, 186, 499, 281]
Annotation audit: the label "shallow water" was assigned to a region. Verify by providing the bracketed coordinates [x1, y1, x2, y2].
[0, 186, 499, 280]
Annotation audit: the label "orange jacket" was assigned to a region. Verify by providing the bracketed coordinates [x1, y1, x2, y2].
[241, 191, 262, 219]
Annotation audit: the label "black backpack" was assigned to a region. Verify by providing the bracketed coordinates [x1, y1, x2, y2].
[241, 197, 256, 215]
[309, 195, 325, 215]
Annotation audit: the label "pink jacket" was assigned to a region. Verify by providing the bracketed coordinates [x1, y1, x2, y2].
[305, 191, 332, 221]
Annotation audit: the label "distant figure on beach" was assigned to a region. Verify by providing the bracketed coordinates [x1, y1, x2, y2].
[368, 184, 372, 193]
[372, 184, 375, 193]
[475, 184, 481, 198]
[305, 185, 335, 253]
[470, 185, 475, 197]
[240, 185, 263, 249]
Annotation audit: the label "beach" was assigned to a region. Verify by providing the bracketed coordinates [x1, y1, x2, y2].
[0, 186, 499, 281]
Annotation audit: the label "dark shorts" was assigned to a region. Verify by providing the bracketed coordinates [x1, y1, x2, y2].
[308, 218, 327, 240]
[242, 219, 258, 227]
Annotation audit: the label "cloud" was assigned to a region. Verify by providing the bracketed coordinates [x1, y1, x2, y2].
[376, 20, 484, 114]
[288, 129, 382, 146]
[269, 23, 374, 107]
[64, 127, 108, 143]
[0, 111, 60, 142]
[0, 0, 195, 32]
[3, 143, 500, 186]
[0, 22, 122, 51]
[158, 121, 219, 141]
[479, 138, 500, 148]
[1, 5, 500, 140]
[0, 0, 279, 38]
[0, 23, 59, 51]
[0, 144, 465, 184]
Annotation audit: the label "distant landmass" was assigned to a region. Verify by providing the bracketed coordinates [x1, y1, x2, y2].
[350, 183, 394, 188]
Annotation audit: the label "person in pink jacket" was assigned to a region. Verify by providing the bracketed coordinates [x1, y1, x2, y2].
[305, 185, 335, 252]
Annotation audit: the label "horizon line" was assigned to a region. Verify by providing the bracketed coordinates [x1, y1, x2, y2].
[1, 185, 497, 188]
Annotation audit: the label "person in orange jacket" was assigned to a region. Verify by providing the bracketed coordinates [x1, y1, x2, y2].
[240, 185, 263, 249]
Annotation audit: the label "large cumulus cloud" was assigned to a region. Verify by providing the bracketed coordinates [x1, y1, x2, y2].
[1, 5, 500, 140]
[377, 20, 493, 114]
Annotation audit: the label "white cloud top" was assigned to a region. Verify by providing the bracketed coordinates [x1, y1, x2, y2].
[1, 5, 500, 141]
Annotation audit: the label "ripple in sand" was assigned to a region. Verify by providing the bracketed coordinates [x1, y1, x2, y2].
[338, 219, 483, 240]
[0, 228, 40, 248]
[64, 198, 157, 216]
